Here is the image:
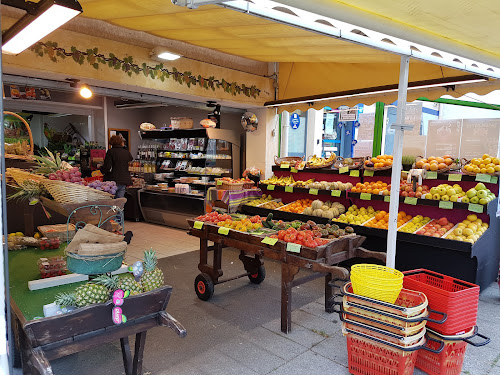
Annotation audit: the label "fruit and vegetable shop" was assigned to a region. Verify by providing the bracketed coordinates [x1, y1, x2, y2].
[1, 1, 500, 375]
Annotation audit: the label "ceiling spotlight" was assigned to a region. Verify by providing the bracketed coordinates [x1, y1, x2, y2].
[151, 47, 182, 61]
[2, 0, 83, 55]
[79, 85, 93, 99]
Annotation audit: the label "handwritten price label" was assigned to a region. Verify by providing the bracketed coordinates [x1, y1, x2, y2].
[439, 201, 453, 210]
[404, 197, 418, 205]
[331, 190, 341, 197]
[384, 195, 390, 202]
[309, 189, 319, 195]
[285, 185, 294, 193]
[339, 166, 349, 174]
[476, 174, 492, 183]
[491, 176, 498, 184]
[426, 171, 437, 179]
[267, 184, 275, 191]
[290, 167, 298, 173]
[280, 163, 290, 169]
[286, 242, 301, 253]
[363, 170, 374, 177]
[193, 221, 204, 229]
[360, 193, 372, 200]
[216, 180, 223, 186]
[218, 227, 230, 235]
[261, 237, 279, 246]
[468, 203, 484, 213]
[448, 174, 462, 181]
[350, 170, 360, 177]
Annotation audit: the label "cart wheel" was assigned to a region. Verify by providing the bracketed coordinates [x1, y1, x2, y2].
[248, 266, 266, 284]
[195, 273, 214, 301]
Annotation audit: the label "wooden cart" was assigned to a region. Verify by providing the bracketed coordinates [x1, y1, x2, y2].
[12, 285, 186, 375]
[187, 220, 386, 333]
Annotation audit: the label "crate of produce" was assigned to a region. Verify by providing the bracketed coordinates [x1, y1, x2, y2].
[38, 224, 76, 242]
[403, 269, 479, 335]
[416, 327, 490, 375]
[170, 117, 193, 129]
[37, 256, 67, 278]
[351, 264, 404, 304]
[215, 178, 244, 191]
[343, 326, 443, 375]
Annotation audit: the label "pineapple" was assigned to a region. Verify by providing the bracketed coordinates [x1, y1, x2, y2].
[53, 282, 109, 308]
[94, 274, 142, 296]
[141, 250, 164, 292]
[33, 148, 72, 175]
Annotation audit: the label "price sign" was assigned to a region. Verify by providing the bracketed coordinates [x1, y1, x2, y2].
[286, 242, 301, 253]
[360, 193, 372, 200]
[280, 163, 289, 169]
[267, 184, 275, 191]
[331, 190, 341, 197]
[404, 197, 418, 205]
[261, 237, 279, 246]
[290, 168, 298, 173]
[309, 189, 319, 195]
[363, 170, 374, 177]
[285, 185, 294, 193]
[476, 174, 492, 183]
[426, 171, 437, 179]
[491, 176, 498, 184]
[350, 170, 360, 177]
[468, 203, 484, 213]
[218, 227, 230, 235]
[339, 166, 349, 174]
[193, 221, 204, 229]
[448, 174, 462, 181]
[439, 201, 453, 210]
[217, 180, 223, 186]
[384, 195, 390, 202]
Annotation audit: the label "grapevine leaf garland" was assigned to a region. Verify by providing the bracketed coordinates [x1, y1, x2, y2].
[30, 41, 261, 98]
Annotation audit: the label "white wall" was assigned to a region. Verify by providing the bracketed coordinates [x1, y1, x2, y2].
[306, 108, 324, 157]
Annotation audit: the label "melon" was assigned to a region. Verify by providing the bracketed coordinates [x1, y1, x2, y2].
[311, 200, 324, 210]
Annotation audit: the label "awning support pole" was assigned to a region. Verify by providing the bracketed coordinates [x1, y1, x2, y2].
[386, 55, 410, 269]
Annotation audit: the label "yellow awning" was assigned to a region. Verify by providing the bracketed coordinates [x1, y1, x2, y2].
[35, 1, 500, 107]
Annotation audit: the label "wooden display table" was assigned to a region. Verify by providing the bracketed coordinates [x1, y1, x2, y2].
[11, 286, 186, 375]
[187, 220, 386, 333]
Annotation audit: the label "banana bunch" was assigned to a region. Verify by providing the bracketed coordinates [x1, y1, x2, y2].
[306, 153, 336, 168]
[261, 174, 296, 186]
[293, 178, 315, 188]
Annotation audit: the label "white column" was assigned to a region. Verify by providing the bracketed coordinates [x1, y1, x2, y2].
[103, 97, 109, 149]
[306, 108, 324, 157]
[281, 111, 290, 157]
[386, 55, 410, 269]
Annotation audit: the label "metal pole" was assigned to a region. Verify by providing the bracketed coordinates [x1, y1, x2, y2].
[386, 55, 410, 269]
[281, 111, 290, 157]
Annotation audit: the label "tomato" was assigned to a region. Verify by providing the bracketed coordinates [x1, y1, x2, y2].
[286, 227, 297, 234]
[270, 234, 278, 239]
[296, 233, 304, 241]
[304, 239, 317, 248]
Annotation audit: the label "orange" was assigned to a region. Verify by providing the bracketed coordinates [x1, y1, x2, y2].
[415, 161, 424, 169]
[430, 163, 439, 171]
[436, 157, 445, 164]
[375, 212, 384, 221]
[438, 163, 447, 170]
[444, 158, 453, 166]
[373, 189, 380, 195]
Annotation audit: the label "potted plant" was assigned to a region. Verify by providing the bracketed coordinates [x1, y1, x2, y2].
[402, 155, 416, 171]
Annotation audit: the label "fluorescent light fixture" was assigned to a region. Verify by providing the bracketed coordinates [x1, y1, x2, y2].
[151, 48, 182, 61]
[264, 77, 487, 107]
[215, 0, 500, 80]
[3, 0, 83, 55]
[79, 85, 93, 99]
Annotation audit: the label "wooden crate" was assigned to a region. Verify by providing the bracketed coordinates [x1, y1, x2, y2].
[38, 224, 76, 242]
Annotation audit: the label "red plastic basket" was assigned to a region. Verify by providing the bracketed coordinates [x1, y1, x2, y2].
[346, 332, 421, 375]
[403, 269, 479, 335]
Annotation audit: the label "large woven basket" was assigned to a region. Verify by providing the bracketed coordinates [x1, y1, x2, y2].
[461, 158, 500, 176]
[6, 168, 46, 186]
[42, 179, 113, 204]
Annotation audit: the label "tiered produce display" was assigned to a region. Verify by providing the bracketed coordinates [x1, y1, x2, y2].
[240, 154, 500, 289]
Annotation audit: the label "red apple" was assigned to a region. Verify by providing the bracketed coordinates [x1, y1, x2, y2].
[416, 186, 423, 192]
[401, 191, 409, 197]
[438, 217, 449, 226]
[422, 185, 429, 191]
[424, 232, 432, 236]
[409, 191, 416, 197]
[415, 192, 422, 198]
[434, 224, 442, 230]
[433, 233, 441, 237]
[416, 230, 425, 235]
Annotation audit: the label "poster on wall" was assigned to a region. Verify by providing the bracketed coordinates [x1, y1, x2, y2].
[339, 108, 358, 121]
[353, 140, 373, 157]
[357, 113, 375, 140]
[426, 119, 462, 157]
[460, 119, 500, 159]
[108, 128, 130, 151]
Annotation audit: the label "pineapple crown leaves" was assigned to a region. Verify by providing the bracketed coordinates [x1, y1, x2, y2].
[143, 249, 158, 272]
[92, 274, 119, 290]
[54, 292, 76, 308]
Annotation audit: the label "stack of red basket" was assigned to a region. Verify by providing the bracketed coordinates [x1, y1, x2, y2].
[403, 269, 490, 375]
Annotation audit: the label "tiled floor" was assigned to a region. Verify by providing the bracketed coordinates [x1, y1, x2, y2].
[124, 220, 201, 263]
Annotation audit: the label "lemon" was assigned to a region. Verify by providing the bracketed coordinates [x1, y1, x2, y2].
[15, 232, 24, 237]
[34, 232, 41, 239]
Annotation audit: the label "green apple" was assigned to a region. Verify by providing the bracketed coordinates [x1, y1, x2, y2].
[453, 228, 463, 236]
[466, 189, 477, 198]
[450, 195, 458, 202]
[470, 196, 480, 204]
[479, 198, 488, 205]
[425, 193, 433, 200]
[461, 197, 469, 203]
[453, 184, 463, 193]
[475, 183, 486, 191]
[432, 193, 441, 200]
[438, 187, 447, 195]
[430, 187, 438, 195]
[441, 195, 450, 201]
[446, 188, 456, 196]
[477, 190, 488, 199]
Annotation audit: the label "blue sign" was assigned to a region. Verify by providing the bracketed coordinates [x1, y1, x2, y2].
[290, 113, 300, 129]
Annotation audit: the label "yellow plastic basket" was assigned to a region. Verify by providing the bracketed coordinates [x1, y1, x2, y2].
[351, 264, 404, 304]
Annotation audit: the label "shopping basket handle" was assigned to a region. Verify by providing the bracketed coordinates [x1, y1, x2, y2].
[343, 327, 427, 352]
[344, 300, 428, 323]
[421, 336, 445, 354]
[464, 331, 490, 347]
[425, 308, 447, 324]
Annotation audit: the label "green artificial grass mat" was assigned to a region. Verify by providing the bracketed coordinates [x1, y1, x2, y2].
[8, 244, 86, 321]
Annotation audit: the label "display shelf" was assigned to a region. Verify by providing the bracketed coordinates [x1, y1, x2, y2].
[347, 192, 489, 213]
[259, 183, 348, 198]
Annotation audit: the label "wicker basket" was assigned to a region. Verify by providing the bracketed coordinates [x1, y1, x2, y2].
[274, 156, 304, 166]
[170, 117, 193, 129]
[413, 156, 453, 174]
[6, 168, 46, 186]
[243, 180, 255, 189]
[4, 111, 34, 157]
[215, 178, 244, 191]
[38, 224, 76, 242]
[42, 179, 113, 204]
[334, 157, 364, 170]
[364, 157, 393, 171]
[66, 250, 125, 275]
[306, 155, 336, 169]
